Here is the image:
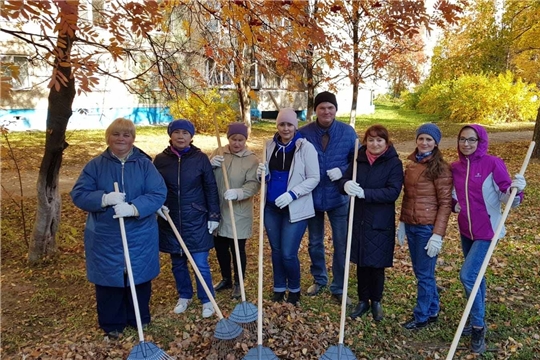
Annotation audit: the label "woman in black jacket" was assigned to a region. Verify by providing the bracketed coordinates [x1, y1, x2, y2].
[339, 124, 403, 321]
[154, 119, 220, 318]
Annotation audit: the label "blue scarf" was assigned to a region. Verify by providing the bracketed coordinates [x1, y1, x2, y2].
[415, 151, 432, 162]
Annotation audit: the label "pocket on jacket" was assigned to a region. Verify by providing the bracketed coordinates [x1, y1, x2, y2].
[191, 202, 208, 213]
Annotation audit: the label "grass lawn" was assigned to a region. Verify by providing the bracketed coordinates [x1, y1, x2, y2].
[1, 103, 539, 359]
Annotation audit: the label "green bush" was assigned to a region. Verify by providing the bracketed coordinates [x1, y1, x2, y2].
[168, 89, 238, 134]
[415, 71, 539, 124]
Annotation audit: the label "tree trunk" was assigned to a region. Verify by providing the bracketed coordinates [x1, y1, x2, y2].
[348, 5, 360, 128]
[237, 78, 252, 131]
[28, 5, 76, 264]
[532, 105, 540, 159]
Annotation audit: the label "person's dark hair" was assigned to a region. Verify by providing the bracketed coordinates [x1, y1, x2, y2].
[362, 124, 392, 146]
[423, 147, 450, 181]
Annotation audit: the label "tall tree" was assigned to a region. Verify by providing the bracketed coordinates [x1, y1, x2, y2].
[1, 0, 167, 263]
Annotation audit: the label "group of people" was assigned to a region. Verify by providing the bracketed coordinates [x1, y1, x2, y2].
[70, 91, 527, 355]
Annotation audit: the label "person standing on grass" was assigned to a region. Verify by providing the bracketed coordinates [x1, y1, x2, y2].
[298, 91, 357, 305]
[397, 123, 453, 330]
[70, 118, 167, 339]
[451, 124, 526, 354]
[258, 108, 320, 306]
[209, 122, 260, 299]
[339, 124, 403, 322]
[154, 119, 220, 319]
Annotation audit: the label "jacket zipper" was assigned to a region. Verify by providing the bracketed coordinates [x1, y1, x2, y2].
[177, 156, 183, 256]
[464, 157, 473, 239]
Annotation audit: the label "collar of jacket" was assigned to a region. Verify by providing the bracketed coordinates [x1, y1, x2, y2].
[407, 149, 433, 163]
[314, 118, 336, 135]
[223, 145, 255, 158]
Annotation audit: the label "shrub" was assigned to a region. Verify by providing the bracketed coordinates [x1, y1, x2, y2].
[416, 72, 539, 124]
[168, 89, 238, 134]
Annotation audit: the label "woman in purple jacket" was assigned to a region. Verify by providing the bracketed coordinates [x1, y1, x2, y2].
[452, 124, 526, 354]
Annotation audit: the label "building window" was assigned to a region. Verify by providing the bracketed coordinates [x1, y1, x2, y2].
[1, 55, 31, 90]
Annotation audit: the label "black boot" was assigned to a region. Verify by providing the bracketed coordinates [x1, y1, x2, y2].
[231, 284, 241, 299]
[214, 278, 232, 292]
[350, 301, 370, 319]
[272, 291, 286, 302]
[371, 301, 383, 321]
[286, 291, 300, 306]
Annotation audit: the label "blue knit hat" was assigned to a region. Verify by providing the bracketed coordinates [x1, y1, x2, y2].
[168, 119, 195, 137]
[416, 123, 442, 145]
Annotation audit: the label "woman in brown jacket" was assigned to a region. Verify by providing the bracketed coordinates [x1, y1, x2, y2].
[397, 123, 452, 330]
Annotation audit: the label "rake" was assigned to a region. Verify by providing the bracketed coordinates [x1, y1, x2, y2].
[213, 117, 258, 332]
[445, 141, 535, 359]
[243, 143, 278, 360]
[319, 139, 359, 360]
[163, 210, 243, 356]
[114, 182, 172, 360]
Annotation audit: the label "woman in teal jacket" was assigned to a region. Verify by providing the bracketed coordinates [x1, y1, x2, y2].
[71, 118, 167, 338]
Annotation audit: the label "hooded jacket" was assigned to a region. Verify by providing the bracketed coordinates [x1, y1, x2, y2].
[70, 146, 167, 287]
[211, 145, 260, 239]
[264, 137, 320, 223]
[451, 124, 523, 241]
[154, 144, 220, 254]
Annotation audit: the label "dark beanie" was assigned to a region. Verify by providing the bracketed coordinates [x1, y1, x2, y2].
[416, 123, 442, 145]
[168, 119, 195, 137]
[227, 122, 248, 139]
[314, 91, 338, 111]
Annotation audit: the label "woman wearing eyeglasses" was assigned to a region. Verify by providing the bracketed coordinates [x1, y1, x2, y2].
[451, 124, 526, 354]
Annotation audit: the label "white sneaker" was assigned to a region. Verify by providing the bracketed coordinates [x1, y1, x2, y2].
[173, 298, 192, 314]
[202, 302, 215, 318]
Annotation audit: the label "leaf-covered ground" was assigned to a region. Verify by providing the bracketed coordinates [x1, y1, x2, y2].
[1, 125, 539, 359]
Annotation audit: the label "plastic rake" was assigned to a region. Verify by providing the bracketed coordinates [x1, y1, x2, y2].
[114, 183, 172, 360]
[445, 141, 535, 359]
[163, 210, 243, 356]
[213, 115, 258, 331]
[242, 142, 278, 360]
[319, 139, 359, 360]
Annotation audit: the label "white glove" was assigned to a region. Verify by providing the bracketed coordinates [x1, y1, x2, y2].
[275, 192, 293, 209]
[102, 192, 125, 207]
[257, 163, 268, 177]
[510, 174, 526, 192]
[156, 205, 169, 220]
[425, 234, 443, 258]
[113, 203, 137, 218]
[224, 188, 243, 201]
[344, 181, 365, 199]
[208, 221, 219, 234]
[210, 155, 224, 168]
[455, 202, 461, 213]
[326, 167, 343, 181]
[396, 221, 406, 246]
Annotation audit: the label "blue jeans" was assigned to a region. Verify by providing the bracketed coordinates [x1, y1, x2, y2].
[460, 235, 489, 328]
[307, 204, 349, 294]
[264, 203, 308, 293]
[406, 224, 439, 322]
[170, 251, 214, 304]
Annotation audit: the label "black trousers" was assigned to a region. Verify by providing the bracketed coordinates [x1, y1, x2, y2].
[214, 235, 247, 285]
[356, 266, 385, 302]
[95, 277, 152, 333]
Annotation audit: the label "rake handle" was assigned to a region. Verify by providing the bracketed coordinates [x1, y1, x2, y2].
[257, 141, 267, 347]
[164, 210, 225, 319]
[446, 141, 535, 359]
[114, 182, 145, 343]
[338, 138, 359, 346]
[213, 115, 247, 302]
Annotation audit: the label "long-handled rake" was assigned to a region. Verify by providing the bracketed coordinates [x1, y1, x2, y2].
[243, 143, 278, 360]
[445, 141, 535, 359]
[113, 183, 172, 360]
[320, 139, 359, 360]
[163, 210, 243, 356]
[213, 117, 258, 331]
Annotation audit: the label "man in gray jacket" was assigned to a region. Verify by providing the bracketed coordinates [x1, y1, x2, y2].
[299, 91, 358, 304]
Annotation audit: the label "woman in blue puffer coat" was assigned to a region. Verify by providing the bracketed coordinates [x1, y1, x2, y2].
[154, 119, 221, 319]
[71, 118, 167, 338]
